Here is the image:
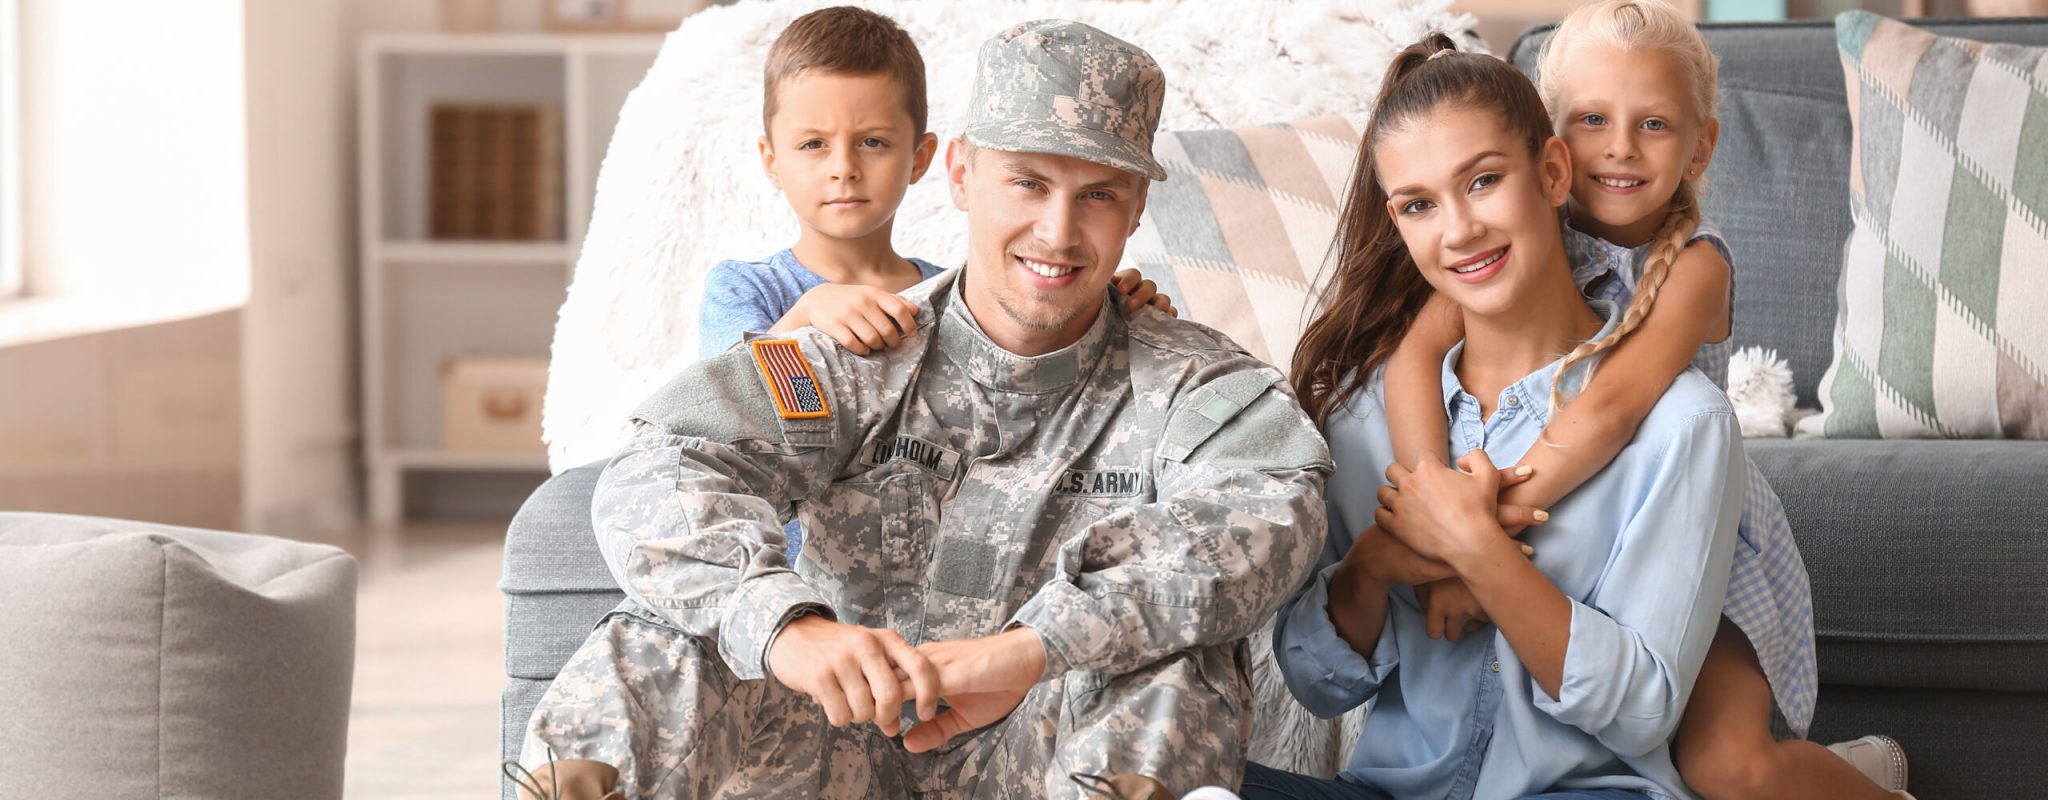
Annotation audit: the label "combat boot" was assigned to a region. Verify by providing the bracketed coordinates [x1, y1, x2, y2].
[502, 757, 623, 800]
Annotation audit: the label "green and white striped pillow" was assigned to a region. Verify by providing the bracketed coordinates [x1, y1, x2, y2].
[1811, 12, 2048, 439]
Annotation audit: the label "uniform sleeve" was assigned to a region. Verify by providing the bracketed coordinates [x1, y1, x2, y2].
[698, 262, 785, 361]
[1009, 363, 1332, 678]
[591, 335, 865, 680]
[1530, 408, 1744, 756]
[1269, 401, 1402, 717]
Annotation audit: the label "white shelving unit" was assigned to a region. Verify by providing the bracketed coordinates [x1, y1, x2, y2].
[359, 34, 660, 524]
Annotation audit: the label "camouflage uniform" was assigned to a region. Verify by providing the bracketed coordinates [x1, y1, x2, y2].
[523, 19, 1331, 800]
[528, 272, 1330, 798]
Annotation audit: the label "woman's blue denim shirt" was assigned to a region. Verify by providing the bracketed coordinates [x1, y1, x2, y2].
[1272, 301, 1746, 800]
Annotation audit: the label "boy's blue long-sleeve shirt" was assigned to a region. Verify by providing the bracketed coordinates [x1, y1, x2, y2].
[696, 249, 945, 361]
[1273, 302, 1744, 800]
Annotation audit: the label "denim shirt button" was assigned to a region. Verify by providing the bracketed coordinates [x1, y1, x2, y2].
[1490, 660, 1501, 673]
[1505, 395, 1520, 409]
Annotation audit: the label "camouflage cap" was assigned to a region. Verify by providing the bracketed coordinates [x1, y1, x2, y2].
[964, 19, 1167, 181]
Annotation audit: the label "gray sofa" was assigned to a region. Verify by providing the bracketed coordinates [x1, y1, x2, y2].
[502, 17, 2048, 799]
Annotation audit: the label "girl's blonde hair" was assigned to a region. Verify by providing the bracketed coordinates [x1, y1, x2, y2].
[1536, 0, 1719, 413]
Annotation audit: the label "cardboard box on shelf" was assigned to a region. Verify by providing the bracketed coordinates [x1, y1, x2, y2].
[441, 356, 548, 452]
[429, 104, 562, 241]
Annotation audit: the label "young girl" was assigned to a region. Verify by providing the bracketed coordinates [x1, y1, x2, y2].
[1374, 3, 1907, 798]
[1254, 34, 1743, 799]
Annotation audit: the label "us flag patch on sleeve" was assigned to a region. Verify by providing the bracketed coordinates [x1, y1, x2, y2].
[749, 339, 831, 419]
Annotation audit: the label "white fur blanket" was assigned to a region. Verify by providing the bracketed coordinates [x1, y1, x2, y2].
[541, 0, 1480, 778]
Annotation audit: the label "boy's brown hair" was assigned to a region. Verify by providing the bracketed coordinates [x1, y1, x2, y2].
[762, 6, 928, 134]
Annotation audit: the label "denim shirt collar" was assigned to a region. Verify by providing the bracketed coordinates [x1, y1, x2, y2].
[1439, 299, 1623, 426]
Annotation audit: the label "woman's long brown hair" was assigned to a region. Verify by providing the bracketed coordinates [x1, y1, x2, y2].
[1290, 34, 1559, 424]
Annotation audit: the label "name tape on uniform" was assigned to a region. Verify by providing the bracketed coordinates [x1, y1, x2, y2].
[749, 340, 831, 419]
[861, 434, 962, 480]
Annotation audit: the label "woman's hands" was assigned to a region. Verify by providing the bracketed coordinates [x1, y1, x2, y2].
[1372, 455, 1543, 640]
[1377, 451, 1546, 567]
[1378, 454, 1575, 695]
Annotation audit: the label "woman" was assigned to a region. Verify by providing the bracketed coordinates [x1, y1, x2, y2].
[1250, 35, 1744, 800]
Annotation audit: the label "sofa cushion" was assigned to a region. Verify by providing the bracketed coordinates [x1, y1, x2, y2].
[500, 461, 613, 594]
[1815, 640, 2048, 694]
[0, 513, 357, 799]
[1510, 19, 2048, 410]
[1806, 12, 2048, 439]
[500, 461, 625, 682]
[1747, 438, 2048, 691]
[1811, 685, 2048, 799]
[1125, 114, 1362, 372]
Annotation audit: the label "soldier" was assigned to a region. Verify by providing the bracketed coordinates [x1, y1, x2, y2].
[513, 19, 1331, 800]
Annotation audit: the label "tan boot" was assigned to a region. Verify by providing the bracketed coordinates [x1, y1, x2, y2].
[1070, 772, 1172, 800]
[502, 757, 624, 800]
[1827, 734, 1909, 795]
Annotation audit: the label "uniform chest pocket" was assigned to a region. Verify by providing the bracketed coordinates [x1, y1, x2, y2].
[1001, 466, 1151, 595]
[816, 466, 937, 631]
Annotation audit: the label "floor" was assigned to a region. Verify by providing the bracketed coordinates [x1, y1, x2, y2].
[344, 519, 510, 799]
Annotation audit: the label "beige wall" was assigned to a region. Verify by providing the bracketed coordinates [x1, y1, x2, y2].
[0, 311, 243, 531]
[1, 0, 359, 543]
[241, 0, 358, 540]
[2, 0, 252, 532]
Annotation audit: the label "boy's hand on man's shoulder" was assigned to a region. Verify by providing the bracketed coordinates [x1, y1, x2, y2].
[1112, 269, 1177, 317]
[779, 283, 922, 356]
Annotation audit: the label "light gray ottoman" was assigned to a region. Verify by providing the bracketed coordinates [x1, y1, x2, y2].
[0, 512, 358, 799]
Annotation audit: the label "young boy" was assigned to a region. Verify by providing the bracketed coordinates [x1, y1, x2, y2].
[699, 6, 1174, 556]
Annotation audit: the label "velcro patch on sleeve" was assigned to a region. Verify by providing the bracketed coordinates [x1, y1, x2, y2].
[749, 339, 831, 420]
[1161, 369, 1283, 462]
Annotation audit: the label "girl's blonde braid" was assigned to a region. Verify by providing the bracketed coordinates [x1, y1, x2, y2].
[1547, 181, 1703, 415]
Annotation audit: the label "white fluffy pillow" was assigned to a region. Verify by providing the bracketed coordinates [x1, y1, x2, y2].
[542, 0, 1480, 471]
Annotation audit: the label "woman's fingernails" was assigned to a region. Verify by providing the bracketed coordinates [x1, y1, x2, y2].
[1514, 465, 1534, 476]
[1532, 509, 1549, 522]
[1520, 544, 1536, 556]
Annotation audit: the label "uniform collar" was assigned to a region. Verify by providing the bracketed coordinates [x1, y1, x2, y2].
[1440, 299, 1623, 424]
[935, 272, 1119, 394]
